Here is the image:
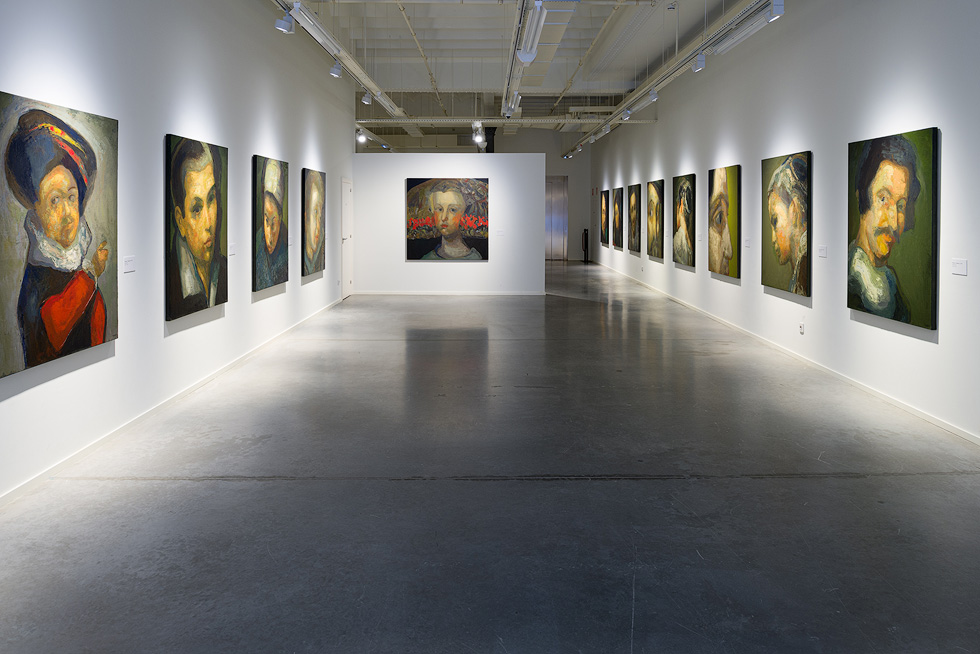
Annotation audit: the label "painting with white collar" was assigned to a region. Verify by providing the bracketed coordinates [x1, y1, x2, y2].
[165, 135, 228, 321]
[847, 129, 938, 329]
[0, 92, 118, 379]
[406, 178, 488, 261]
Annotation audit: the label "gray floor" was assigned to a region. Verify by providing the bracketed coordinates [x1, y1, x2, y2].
[2, 262, 979, 653]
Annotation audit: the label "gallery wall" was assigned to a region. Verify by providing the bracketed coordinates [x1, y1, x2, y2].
[352, 153, 545, 294]
[591, 0, 979, 442]
[0, 0, 354, 497]
[495, 130, 591, 259]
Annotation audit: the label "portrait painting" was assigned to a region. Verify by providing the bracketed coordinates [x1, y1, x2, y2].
[0, 92, 118, 379]
[165, 135, 228, 321]
[847, 129, 938, 329]
[762, 152, 810, 296]
[600, 189, 609, 246]
[672, 174, 695, 267]
[252, 155, 288, 291]
[646, 180, 664, 259]
[708, 164, 740, 278]
[612, 187, 623, 249]
[302, 168, 325, 276]
[406, 178, 488, 261]
[627, 183, 641, 253]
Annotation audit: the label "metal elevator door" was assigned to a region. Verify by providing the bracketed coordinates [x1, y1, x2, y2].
[545, 176, 568, 260]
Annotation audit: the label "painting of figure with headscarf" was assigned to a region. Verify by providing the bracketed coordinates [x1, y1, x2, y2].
[708, 164, 740, 278]
[0, 93, 118, 379]
[253, 155, 289, 290]
[302, 168, 325, 276]
[166, 135, 228, 320]
[406, 178, 488, 261]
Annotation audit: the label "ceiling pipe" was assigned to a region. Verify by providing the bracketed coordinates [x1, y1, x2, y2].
[396, 2, 450, 117]
[562, 0, 774, 157]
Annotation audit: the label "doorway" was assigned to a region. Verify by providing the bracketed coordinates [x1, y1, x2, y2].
[545, 176, 568, 260]
[341, 178, 353, 299]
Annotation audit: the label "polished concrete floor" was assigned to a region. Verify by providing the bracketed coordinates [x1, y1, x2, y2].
[2, 262, 979, 653]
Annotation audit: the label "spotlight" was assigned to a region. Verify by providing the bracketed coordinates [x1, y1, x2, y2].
[649, 89, 658, 102]
[602, 124, 611, 135]
[472, 121, 485, 144]
[275, 12, 295, 34]
[589, 135, 596, 144]
[692, 53, 706, 72]
[329, 60, 342, 78]
[361, 91, 372, 105]
[576, 144, 583, 152]
[622, 109, 631, 121]
[356, 129, 367, 143]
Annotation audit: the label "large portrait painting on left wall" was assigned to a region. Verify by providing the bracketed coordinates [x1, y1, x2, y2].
[0, 92, 118, 379]
[406, 178, 488, 260]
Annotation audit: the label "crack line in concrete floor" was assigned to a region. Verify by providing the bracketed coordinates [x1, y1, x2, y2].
[52, 470, 980, 483]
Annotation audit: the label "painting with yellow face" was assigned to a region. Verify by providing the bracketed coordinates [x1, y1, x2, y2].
[612, 187, 624, 249]
[708, 165, 740, 278]
[847, 129, 938, 329]
[646, 180, 664, 259]
[627, 184, 641, 253]
[762, 151, 810, 296]
[252, 155, 289, 291]
[1, 93, 118, 378]
[600, 190, 609, 246]
[302, 168, 326, 276]
[406, 178, 488, 261]
[166, 135, 228, 320]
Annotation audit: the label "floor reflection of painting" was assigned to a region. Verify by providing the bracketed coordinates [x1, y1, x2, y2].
[0, 92, 118, 379]
[407, 178, 488, 261]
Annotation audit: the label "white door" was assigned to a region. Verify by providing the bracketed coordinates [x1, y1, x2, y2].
[341, 178, 353, 298]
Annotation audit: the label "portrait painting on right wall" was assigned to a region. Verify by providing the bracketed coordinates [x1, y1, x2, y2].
[612, 187, 624, 249]
[847, 128, 938, 329]
[708, 165, 740, 278]
[762, 151, 810, 296]
[646, 180, 664, 259]
[600, 189, 609, 246]
[302, 168, 326, 276]
[672, 174, 695, 267]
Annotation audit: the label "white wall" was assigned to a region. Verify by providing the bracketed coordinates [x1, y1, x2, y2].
[0, 0, 354, 497]
[495, 130, 592, 260]
[591, 0, 979, 441]
[352, 153, 545, 294]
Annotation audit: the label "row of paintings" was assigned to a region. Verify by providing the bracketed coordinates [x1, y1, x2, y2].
[0, 91, 328, 380]
[599, 127, 938, 331]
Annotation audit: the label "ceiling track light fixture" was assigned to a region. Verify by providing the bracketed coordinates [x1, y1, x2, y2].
[361, 91, 372, 105]
[768, 0, 784, 22]
[329, 59, 343, 78]
[275, 12, 295, 34]
[472, 121, 485, 144]
[516, 0, 548, 64]
[649, 89, 659, 103]
[692, 52, 706, 73]
[356, 129, 367, 143]
[621, 109, 631, 121]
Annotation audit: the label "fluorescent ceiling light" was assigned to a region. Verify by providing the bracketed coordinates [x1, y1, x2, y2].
[713, 13, 768, 55]
[692, 52, 706, 72]
[329, 60, 342, 78]
[516, 1, 548, 64]
[275, 13, 294, 34]
[290, 2, 342, 56]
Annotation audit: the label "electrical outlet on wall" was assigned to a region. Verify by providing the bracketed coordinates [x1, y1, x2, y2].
[799, 321, 805, 335]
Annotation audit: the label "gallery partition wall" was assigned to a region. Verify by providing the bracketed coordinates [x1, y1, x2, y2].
[0, 0, 354, 498]
[590, 0, 979, 443]
[352, 153, 546, 295]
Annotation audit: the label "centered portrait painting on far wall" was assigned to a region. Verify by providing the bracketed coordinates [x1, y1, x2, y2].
[406, 178, 488, 261]
[600, 189, 609, 246]
[302, 168, 325, 276]
[708, 164, 740, 278]
[672, 174, 695, 267]
[762, 151, 810, 296]
[612, 187, 623, 248]
[165, 135, 228, 321]
[646, 180, 664, 259]
[627, 183, 641, 253]
[847, 128, 938, 329]
[0, 92, 118, 379]
[252, 155, 288, 291]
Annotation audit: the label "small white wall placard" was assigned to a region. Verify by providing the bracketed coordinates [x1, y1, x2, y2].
[952, 259, 968, 276]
